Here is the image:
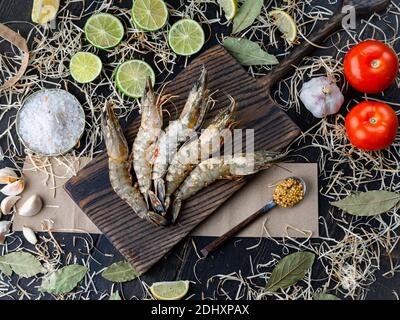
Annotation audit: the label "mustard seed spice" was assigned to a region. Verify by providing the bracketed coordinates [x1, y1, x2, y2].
[273, 178, 304, 208]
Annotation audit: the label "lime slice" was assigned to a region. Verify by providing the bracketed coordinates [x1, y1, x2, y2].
[32, 0, 60, 24]
[131, 0, 169, 31]
[116, 60, 155, 98]
[70, 52, 102, 84]
[269, 10, 298, 45]
[149, 281, 189, 300]
[84, 13, 124, 49]
[217, 0, 238, 20]
[168, 19, 205, 56]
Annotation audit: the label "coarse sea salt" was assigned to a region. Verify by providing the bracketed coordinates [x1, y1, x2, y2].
[17, 89, 85, 156]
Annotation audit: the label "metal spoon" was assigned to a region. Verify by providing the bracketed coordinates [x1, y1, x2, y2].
[200, 177, 307, 258]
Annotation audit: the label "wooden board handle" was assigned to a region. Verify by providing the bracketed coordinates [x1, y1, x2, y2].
[259, 0, 391, 91]
[346, 0, 390, 16]
[259, 13, 344, 90]
[200, 201, 277, 257]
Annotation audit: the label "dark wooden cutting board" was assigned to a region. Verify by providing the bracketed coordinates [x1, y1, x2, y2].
[64, 45, 300, 275]
[64, 0, 389, 275]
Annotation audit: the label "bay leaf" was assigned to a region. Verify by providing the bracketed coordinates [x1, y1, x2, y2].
[232, 0, 263, 34]
[109, 290, 122, 300]
[313, 293, 341, 300]
[330, 191, 400, 216]
[223, 37, 278, 66]
[0, 257, 13, 277]
[102, 261, 138, 283]
[0, 252, 44, 278]
[265, 251, 315, 292]
[40, 264, 87, 295]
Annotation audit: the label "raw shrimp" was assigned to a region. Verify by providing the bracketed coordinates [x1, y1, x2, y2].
[170, 151, 285, 223]
[102, 102, 169, 227]
[164, 99, 237, 209]
[132, 79, 164, 212]
[151, 68, 209, 209]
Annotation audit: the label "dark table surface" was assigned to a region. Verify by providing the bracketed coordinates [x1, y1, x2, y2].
[0, 0, 399, 300]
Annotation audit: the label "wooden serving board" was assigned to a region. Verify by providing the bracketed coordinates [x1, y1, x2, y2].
[64, 0, 389, 276]
[64, 45, 300, 275]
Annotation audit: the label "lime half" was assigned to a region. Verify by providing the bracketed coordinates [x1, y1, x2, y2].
[150, 281, 189, 300]
[168, 19, 205, 56]
[116, 60, 155, 98]
[269, 10, 298, 45]
[132, 0, 169, 31]
[217, 0, 238, 20]
[84, 13, 124, 49]
[70, 52, 102, 84]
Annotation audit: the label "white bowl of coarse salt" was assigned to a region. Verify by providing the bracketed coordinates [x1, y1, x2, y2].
[16, 89, 85, 156]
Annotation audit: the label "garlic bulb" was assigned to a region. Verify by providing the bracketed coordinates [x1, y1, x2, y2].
[0, 167, 18, 185]
[22, 226, 38, 245]
[1, 196, 21, 215]
[1, 179, 25, 196]
[17, 194, 43, 217]
[300, 77, 344, 118]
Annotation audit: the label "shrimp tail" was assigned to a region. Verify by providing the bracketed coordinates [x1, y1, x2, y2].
[146, 210, 171, 226]
[148, 190, 166, 215]
[154, 178, 166, 207]
[171, 197, 183, 224]
[164, 196, 171, 212]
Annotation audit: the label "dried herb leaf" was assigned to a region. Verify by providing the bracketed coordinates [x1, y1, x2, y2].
[232, 0, 263, 34]
[0, 258, 13, 276]
[109, 290, 122, 300]
[330, 191, 400, 216]
[313, 293, 341, 300]
[265, 252, 315, 292]
[223, 37, 278, 66]
[0, 252, 44, 278]
[102, 261, 138, 283]
[40, 264, 87, 295]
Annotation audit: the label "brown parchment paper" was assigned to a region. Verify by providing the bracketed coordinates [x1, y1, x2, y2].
[13, 157, 101, 234]
[13, 159, 318, 238]
[192, 163, 319, 238]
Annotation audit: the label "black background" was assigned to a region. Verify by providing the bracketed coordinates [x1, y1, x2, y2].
[0, 0, 399, 300]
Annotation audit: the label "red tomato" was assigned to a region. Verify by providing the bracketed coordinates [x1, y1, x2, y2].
[345, 101, 398, 151]
[344, 40, 399, 94]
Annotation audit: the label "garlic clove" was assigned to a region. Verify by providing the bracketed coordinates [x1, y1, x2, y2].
[17, 194, 43, 217]
[22, 226, 38, 245]
[1, 196, 21, 215]
[1, 180, 25, 196]
[0, 167, 19, 185]
[0, 220, 11, 244]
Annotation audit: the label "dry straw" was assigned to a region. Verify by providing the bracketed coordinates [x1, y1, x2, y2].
[1, 0, 400, 300]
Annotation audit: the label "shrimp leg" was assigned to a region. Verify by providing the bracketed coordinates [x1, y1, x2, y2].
[102, 102, 169, 227]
